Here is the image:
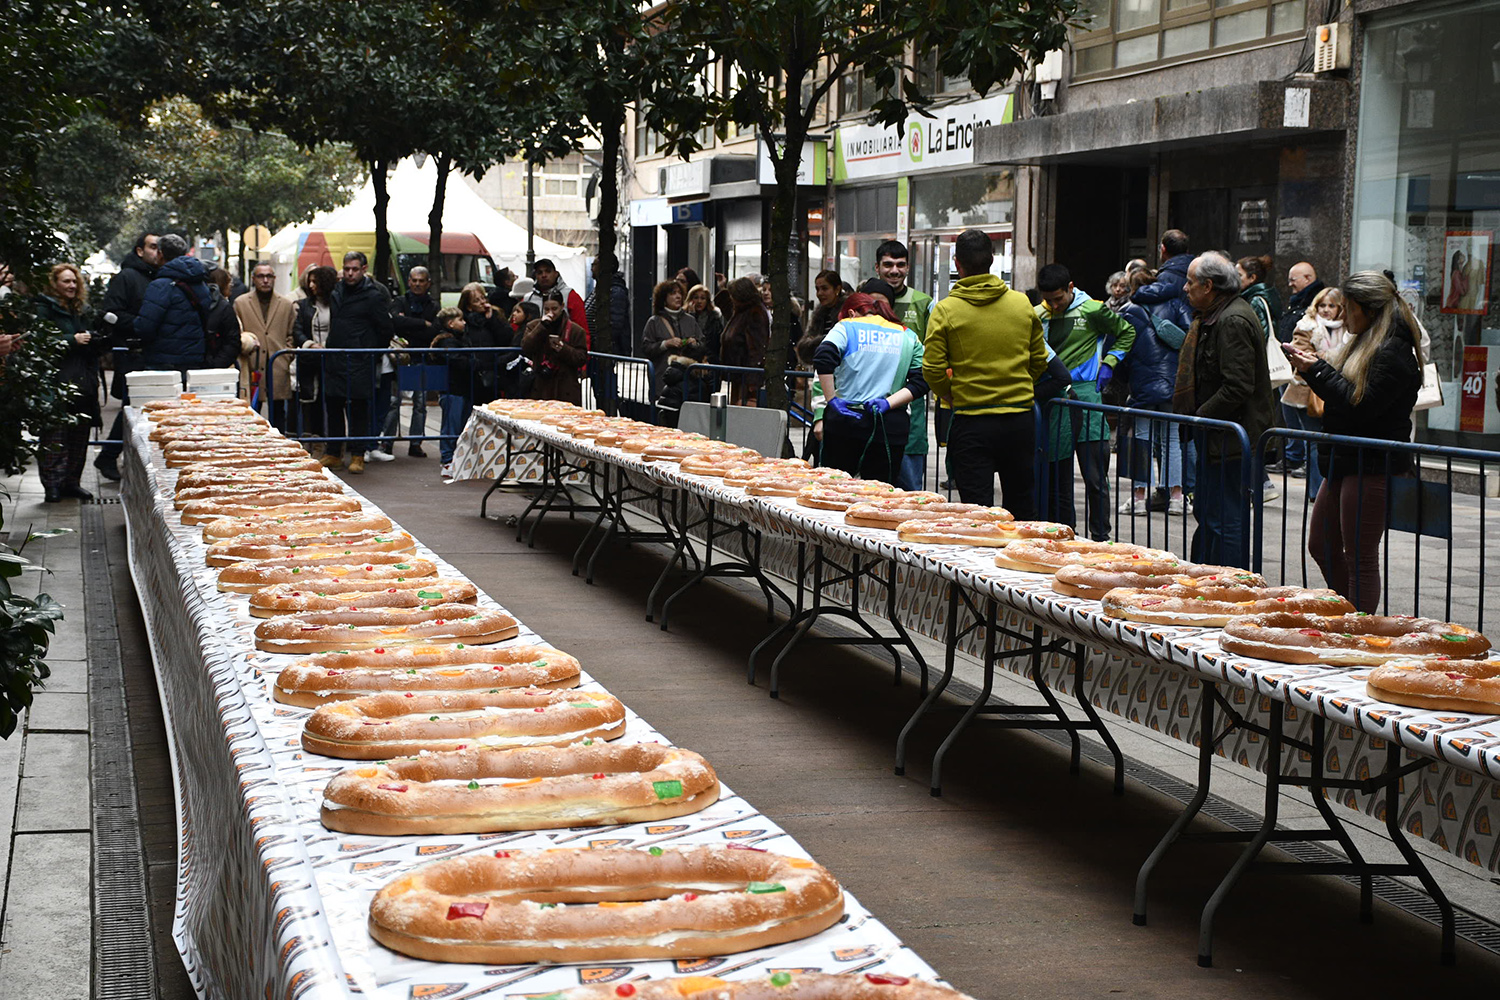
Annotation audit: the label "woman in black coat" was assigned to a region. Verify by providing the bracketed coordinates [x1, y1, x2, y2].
[204, 268, 241, 369]
[1284, 270, 1422, 612]
[293, 265, 336, 449]
[35, 263, 104, 502]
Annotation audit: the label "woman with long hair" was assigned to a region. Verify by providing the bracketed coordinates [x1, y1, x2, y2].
[521, 289, 588, 403]
[640, 279, 704, 368]
[1284, 271, 1422, 611]
[1279, 285, 1345, 501]
[458, 281, 506, 404]
[684, 283, 722, 364]
[293, 264, 337, 453]
[811, 291, 925, 483]
[718, 277, 769, 405]
[204, 267, 241, 369]
[35, 264, 103, 502]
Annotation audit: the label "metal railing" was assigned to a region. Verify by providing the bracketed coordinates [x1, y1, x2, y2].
[582, 352, 656, 423]
[1255, 427, 1499, 630]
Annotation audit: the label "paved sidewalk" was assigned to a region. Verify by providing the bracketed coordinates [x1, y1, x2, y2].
[0, 464, 93, 1000]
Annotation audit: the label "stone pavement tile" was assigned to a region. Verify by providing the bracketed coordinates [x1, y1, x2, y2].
[38, 660, 87, 695]
[21, 731, 88, 780]
[25, 692, 87, 732]
[41, 621, 85, 662]
[14, 775, 90, 832]
[0, 722, 24, 897]
[0, 833, 91, 1000]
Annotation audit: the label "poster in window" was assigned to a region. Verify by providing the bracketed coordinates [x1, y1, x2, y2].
[1441, 230, 1491, 315]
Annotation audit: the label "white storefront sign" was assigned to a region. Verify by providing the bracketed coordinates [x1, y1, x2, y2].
[836, 93, 1011, 181]
[664, 159, 711, 199]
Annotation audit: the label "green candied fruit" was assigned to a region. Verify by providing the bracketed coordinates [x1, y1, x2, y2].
[570, 701, 598, 708]
[1443, 634, 1470, 642]
[291, 568, 301, 574]
[455, 643, 466, 649]
[652, 780, 684, 800]
[395, 564, 411, 570]
[428, 715, 439, 721]
[417, 590, 443, 600]
[467, 780, 479, 790]
[583, 739, 595, 746]
[649, 846, 664, 856]
[407, 669, 417, 674]
[770, 972, 793, 988]
[746, 881, 785, 894]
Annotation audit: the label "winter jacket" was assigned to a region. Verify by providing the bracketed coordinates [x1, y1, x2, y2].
[391, 291, 438, 351]
[521, 316, 588, 405]
[234, 291, 295, 400]
[36, 295, 103, 426]
[204, 291, 241, 370]
[1277, 279, 1324, 344]
[641, 310, 703, 367]
[923, 274, 1048, 416]
[1036, 289, 1135, 453]
[1240, 282, 1277, 342]
[691, 308, 724, 365]
[133, 255, 214, 370]
[99, 251, 157, 399]
[1185, 296, 1276, 461]
[324, 276, 393, 400]
[1119, 301, 1177, 407]
[1131, 253, 1194, 331]
[523, 279, 589, 341]
[1303, 319, 1421, 478]
[584, 272, 630, 354]
[1281, 315, 1345, 409]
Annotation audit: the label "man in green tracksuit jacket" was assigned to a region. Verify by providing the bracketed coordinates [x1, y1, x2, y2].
[873, 240, 934, 491]
[922, 230, 1049, 515]
[1035, 263, 1135, 541]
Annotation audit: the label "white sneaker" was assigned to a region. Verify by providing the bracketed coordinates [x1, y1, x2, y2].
[1116, 496, 1147, 514]
[440, 463, 453, 479]
[1262, 483, 1280, 503]
[1167, 496, 1186, 515]
[365, 449, 395, 463]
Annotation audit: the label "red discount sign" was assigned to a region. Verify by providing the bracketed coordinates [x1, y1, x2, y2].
[1459, 346, 1490, 434]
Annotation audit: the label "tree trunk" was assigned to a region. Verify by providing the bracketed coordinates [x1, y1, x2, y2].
[371, 159, 391, 291]
[592, 105, 624, 356]
[427, 152, 451, 294]
[763, 125, 806, 414]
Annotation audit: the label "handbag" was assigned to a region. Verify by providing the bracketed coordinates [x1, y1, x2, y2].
[1306, 388, 1324, 420]
[1265, 333, 1294, 389]
[1413, 362, 1443, 412]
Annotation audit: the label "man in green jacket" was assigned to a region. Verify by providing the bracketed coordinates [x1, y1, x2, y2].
[923, 230, 1049, 515]
[1035, 263, 1135, 541]
[874, 240, 934, 492]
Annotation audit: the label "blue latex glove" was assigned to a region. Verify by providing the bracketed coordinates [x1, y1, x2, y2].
[828, 397, 860, 420]
[1096, 364, 1113, 391]
[869, 397, 891, 416]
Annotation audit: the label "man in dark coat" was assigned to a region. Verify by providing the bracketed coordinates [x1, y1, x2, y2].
[322, 250, 393, 473]
[391, 265, 439, 457]
[1269, 260, 1326, 473]
[94, 231, 161, 480]
[1175, 253, 1275, 567]
[1131, 228, 1194, 331]
[133, 234, 213, 370]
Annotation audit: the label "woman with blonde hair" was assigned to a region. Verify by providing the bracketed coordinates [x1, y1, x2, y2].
[1284, 271, 1422, 611]
[35, 263, 103, 502]
[1278, 285, 1345, 500]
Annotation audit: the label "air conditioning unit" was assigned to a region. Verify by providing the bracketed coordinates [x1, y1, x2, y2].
[1313, 23, 1351, 73]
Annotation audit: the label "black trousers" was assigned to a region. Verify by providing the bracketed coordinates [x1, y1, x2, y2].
[946, 410, 1036, 518]
[820, 406, 907, 485]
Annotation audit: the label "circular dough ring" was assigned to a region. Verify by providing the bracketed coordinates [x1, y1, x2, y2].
[795, 486, 942, 511]
[175, 471, 331, 494]
[205, 529, 416, 567]
[254, 603, 519, 653]
[274, 644, 582, 706]
[249, 579, 478, 618]
[366, 845, 844, 964]
[844, 499, 1010, 530]
[1101, 585, 1355, 626]
[202, 511, 393, 542]
[303, 687, 627, 758]
[160, 437, 291, 454]
[641, 440, 743, 462]
[1218, 612, 1492, 665]
[1365, 659, 1500, 714]
[217, 555, 435, 593]
[321, 742, 720, 834]
[678, 449, 771, 476]
[993, 540, 1173, 574]
[898, 518, 1073, 547]
[175, 481, 344, 508]
[183, 497, 364, 525]
[742, 470, 853, 496]
[1050, 560, 1264, 600]
[720, 460, 827, 487]
[172, 454, 324, 472]
[555, 972, 976, 1000]
[163, 447, 310, 468]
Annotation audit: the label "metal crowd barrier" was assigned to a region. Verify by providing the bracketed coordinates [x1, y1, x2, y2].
[582, 352, 656, 423]
[1255, 427, 1499, 630]
[681, 363, 817, 455]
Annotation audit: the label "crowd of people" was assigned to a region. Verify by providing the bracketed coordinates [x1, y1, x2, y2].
[5, 222, 1432, 609]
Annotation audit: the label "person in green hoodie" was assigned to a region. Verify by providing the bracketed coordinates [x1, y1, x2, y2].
[1035, 263, 1135, 541]
[922, 229, 1049, 515]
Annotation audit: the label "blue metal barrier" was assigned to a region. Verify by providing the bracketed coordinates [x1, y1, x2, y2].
[583, 352, 656, 423]
[1044, 398, 1255, 568]
[1255, 427, 1499, 629]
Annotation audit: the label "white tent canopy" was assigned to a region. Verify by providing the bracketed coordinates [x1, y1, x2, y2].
[263, 157, 587, 294]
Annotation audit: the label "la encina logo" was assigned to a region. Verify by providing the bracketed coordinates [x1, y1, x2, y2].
[907, 122, 924, 161]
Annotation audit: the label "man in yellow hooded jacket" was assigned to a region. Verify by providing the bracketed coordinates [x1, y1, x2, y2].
[922, 229, 1050, 516]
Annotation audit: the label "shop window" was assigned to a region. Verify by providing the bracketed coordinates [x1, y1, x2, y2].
[911, 172, 1015, 231]
[1070, 0, 1304, 76]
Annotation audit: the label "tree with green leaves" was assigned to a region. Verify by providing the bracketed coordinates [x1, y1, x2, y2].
[678, 0, 1080, 408]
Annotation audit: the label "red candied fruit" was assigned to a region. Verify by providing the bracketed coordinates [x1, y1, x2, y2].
[592, 773, 605, 779]
[616, 986, 637, 998]
[494, 850, 511, 858]
[373, 648, 385, 654]
[446, 901, 488, 920]
[1298, 629, 1323, 637]
[534, 707, 545, 712]
[865, 974, 911, 986]
[1446, 672, 1467, 680]
[682, 893, 698, 901]
[377, 784, 408, 793]
[404, 693, 414, 698]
